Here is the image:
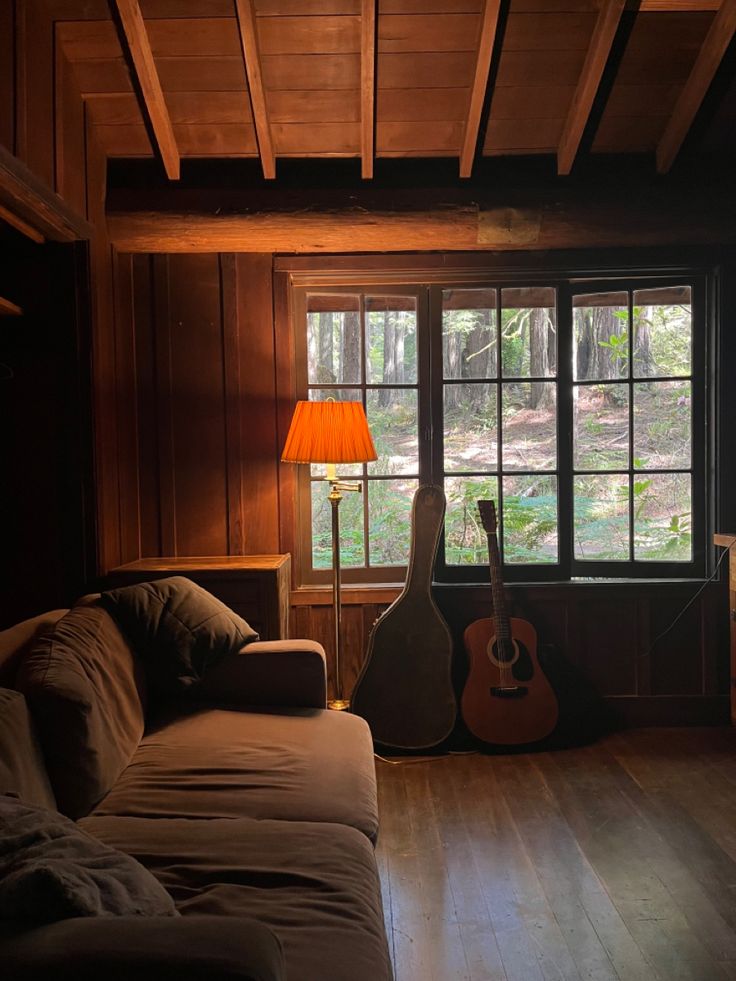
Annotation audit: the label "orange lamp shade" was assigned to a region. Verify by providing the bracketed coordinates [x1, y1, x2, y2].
[281, 400, 377, 464]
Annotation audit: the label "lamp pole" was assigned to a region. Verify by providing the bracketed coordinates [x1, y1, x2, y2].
[326, 464, 361, 711]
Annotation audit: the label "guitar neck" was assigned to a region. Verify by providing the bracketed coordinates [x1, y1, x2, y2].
[487, 531, 511, 649]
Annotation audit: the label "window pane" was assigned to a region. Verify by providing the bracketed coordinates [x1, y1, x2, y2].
[574, 384, 629, 470]
[366, 295, 417, 385]
[442, 288, 497, 381]
[501, 383, 557, 471]
[306, 295, 361, 384]
[366, 388, 418, 476]
[367, 478, 417, 566]
[444, 475, 498, 566]
[633, 286, 692, 378]
[634, 473, 692, 561]
[573, 292, 628, 381]
[308, 388, 362, 477]
[444, 383, 497, 473]
[311, 480, 365, 569]
[633, 381, 691, 470]
[574, 475, 629, 561]
[501, 287, 556, 378]
[502, 476, 558, 564]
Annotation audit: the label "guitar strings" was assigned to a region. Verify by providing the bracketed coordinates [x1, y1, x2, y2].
[638, 538, 734, 660]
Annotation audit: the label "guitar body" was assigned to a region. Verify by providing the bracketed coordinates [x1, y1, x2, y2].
[351, 485, 457, 749]
[461, 616, 558, 745]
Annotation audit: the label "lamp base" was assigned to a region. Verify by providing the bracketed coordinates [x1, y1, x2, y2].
[327, 698, 350, 712]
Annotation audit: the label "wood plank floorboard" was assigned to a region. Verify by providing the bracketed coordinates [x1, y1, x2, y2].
[375, 728, 736, 981]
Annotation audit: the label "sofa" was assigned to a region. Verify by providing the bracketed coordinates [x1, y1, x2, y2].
[0, 583, 393, 981]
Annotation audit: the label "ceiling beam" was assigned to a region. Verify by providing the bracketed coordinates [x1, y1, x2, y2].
[459, 0, 502, 179]
[112, 0, 180, 180]
[234, 0, 276, 180]
[0, 202, 44, 243]
[656, 0, 736, 172]
[557, 0, 626, 176]
[639, 2, 720, 10]
[361, 0, 376, 179]
[0, 295, 23, 316]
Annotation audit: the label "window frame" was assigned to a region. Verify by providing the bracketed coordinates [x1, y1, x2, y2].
[284, 256, 713, 588]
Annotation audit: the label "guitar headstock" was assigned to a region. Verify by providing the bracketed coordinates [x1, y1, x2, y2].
[477, 499, 497, 535]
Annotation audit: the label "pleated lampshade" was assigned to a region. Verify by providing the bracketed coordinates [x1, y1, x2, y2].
[281, 400, 377, 464]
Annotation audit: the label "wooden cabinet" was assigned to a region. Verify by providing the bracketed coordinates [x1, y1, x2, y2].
[106, 555, 291, 641]
[714, 534, 736, 724]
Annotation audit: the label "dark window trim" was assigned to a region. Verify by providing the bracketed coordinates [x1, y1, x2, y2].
[281, 250, 718, 588]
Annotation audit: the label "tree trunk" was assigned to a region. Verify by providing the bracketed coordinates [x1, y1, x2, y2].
[318, 311, 334, 383]
[341, 310, 360, 384]
[379, 310, 395, 407]
[530, 306, 551, 409]
[633, 307, 656, 377]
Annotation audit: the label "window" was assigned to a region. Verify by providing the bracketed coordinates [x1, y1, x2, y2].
[290, 267, 707, 585]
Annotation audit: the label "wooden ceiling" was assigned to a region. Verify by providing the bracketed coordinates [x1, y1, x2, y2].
[49, 0, 736, 180]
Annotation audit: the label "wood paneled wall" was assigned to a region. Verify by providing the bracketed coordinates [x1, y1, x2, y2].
[116, 249, 732, 725]
[113, 252, 280, 562]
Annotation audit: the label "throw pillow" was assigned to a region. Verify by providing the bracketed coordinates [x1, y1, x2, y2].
[0, 689, 56, 811]
[16, 602, 147, 819]
[101, 576, 259, 695]
[0, 796, 178, 921]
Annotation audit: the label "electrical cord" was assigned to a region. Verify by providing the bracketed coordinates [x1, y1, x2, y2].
[374, 751, 478, 765]
[639, 539, 734, 660]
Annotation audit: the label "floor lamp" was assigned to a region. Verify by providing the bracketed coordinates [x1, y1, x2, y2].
[282, 400, 377, 710]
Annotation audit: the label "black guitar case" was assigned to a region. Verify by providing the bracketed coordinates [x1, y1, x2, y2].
[351, 484, 457, 749]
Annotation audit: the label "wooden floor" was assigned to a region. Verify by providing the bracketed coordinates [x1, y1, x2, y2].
[375, 728, 736, 981]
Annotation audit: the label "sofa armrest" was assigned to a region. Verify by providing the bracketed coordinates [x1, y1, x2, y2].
[0, 915, 284, 981]
[197, 639, 327, 709]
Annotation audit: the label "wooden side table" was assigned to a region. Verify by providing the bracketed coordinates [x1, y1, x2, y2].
[106, 555, 291, 641]
[714, 534, 736, 724]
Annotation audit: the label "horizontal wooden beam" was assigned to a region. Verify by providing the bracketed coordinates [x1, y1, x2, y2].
[0, 142, 92, 241]
[107, 187, 736, 253]
[639, 1, 720, 9]
[0, 295, 23, 316]
[459, 0, 501, 178]
[112, 0, 180, 180]
[558, 0, 626, 176]
[657, 0, 736, 172]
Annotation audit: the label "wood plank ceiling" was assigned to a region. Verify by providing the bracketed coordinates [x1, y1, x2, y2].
[49, 0, 736, 179]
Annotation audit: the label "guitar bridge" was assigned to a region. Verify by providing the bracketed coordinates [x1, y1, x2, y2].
[490, 685, 529, 699]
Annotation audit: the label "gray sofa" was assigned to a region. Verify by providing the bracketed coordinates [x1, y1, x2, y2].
[0, 592, 393, 981]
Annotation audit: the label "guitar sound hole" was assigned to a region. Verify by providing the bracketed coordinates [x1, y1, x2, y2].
[491, 641, 534, 681]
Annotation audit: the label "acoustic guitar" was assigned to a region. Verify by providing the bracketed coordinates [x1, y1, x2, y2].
[351, 485, 457, 749]
[460, 500, 558, 745]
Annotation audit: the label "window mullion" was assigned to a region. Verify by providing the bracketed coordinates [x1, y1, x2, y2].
[557, 284, 573, 580]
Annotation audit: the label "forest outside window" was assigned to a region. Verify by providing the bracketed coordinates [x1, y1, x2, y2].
[291, 273, 705, 585]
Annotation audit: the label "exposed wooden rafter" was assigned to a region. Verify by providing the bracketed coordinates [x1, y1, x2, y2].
[234, 0, 276, 180]
[0, 202, 44, 243]
[0, 295, 23, 316]
[361, 0, 376, 179]
[640, 2, 720, 10]
[557, 0, 626, 176]
[656, 0, 736, 172]
[459, 0, 501, 179]
[112, 0, 180, 180]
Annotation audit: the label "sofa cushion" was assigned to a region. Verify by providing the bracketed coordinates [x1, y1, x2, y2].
[17, 602, 147, 819]
[0, 689, 56, 810]
[0, 797, 178, 921]
[0, 610, 68, 687]
[91, 707, 379, 841]
[79, 814, 393, 981]
[101, 577, 259, 695]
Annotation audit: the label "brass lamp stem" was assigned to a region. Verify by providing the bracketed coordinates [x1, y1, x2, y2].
[326, 470, 362, 711]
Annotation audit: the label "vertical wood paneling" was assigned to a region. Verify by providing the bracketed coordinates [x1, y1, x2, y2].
[167, 253, 230, 555]
[152, 254, 177, 554]
[86, 124, 122, 573]
[54, 45, 87, 217]
[221, 253, 246, 555]
[113, 249, 141, 564]
[580, 599, 638, 695]
[0, 1, 14, 151]
[132, 254, 162, 557]
[234, 253, 280, 553]
[649, 596, 703, 696]
[16, 0, 55, 188]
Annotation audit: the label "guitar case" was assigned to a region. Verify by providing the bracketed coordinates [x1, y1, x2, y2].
[351, 484, 457, 749]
